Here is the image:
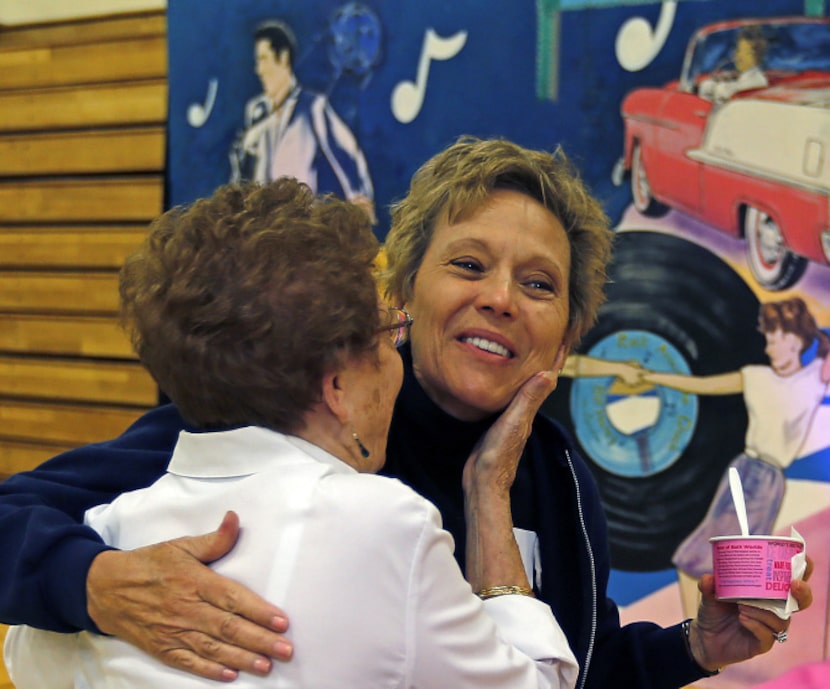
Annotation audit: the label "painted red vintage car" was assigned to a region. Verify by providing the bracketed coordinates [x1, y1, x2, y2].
[615, 17, 830, 290]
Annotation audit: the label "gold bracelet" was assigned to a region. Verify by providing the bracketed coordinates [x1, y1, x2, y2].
[476, 585, 534, 599]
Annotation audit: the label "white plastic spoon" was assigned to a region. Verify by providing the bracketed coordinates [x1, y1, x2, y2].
[728, 467, 750, 537]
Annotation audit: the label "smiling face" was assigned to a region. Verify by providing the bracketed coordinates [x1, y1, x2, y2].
[404, 189, 572, 421]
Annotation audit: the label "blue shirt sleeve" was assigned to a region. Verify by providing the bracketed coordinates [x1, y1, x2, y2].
[0, 404, 185, 631]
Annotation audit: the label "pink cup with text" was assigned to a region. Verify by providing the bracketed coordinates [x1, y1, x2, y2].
[710, 535, 805, 601]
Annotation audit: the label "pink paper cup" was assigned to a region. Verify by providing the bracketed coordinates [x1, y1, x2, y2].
[710, 535, 805, 601]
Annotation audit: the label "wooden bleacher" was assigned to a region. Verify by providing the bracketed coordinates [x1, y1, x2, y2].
[0, 11, 167, 686]
[0, 7, 166, 472]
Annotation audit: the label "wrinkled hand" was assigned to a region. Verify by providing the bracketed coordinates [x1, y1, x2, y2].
[462, 371, 557, 590]
[87, 511, 292, 682]
[689, 555, 815, 672]
[463, 371, 557, 495]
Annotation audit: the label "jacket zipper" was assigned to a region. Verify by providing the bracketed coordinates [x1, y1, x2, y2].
[566, 449, 597, 689]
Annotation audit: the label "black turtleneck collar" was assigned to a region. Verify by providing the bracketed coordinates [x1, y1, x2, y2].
[385, 343, 497, 473]
[380, 343, 535, 571]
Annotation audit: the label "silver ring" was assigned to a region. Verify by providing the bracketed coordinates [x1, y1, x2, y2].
[774, 630, 788, 644]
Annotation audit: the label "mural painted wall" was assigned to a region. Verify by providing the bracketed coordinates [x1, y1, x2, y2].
[167, 1, 830, 685]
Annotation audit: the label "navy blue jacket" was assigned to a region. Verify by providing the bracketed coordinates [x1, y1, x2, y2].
[0, 351, 706, 689]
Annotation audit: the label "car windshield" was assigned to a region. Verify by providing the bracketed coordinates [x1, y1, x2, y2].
[682, 21, 830, 89]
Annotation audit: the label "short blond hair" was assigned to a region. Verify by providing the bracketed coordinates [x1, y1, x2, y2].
[384, 136, 613, 343]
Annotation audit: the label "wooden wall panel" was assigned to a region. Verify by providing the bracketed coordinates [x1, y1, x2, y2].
[0, 356, 157, 406]
[0, 178, 164, 223]
[0, 315, 133, 358]
[0, 226, 147, 269]
[0, 13, 166, 50]
[0, 128, 165, 176]
[0, 9, 167, 479]
[0, 439, 74, 476]
[0, 81, 167, 132]
[0, 272, 120, 314]
[0, 36, 167, 89]
[0, 400, 142, 446]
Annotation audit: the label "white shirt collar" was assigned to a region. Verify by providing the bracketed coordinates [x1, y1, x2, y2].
[168, 426, 357, 479]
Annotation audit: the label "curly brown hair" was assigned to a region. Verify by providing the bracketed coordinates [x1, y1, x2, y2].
[383, 136, 614, 344]
[120, 178, 381, 431]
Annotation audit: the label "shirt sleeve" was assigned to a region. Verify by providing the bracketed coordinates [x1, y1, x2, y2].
[406, 498, 579, 689]
[0, 404, 183, 631]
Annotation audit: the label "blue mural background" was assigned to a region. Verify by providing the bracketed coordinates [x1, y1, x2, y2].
[168, 0, 817, 230]
[168, 3, 830, 680]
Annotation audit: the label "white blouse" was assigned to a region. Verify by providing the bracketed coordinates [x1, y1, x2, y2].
[5, 426, 577, 689]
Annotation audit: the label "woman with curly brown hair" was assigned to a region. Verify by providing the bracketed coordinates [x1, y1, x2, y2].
[5, 177, 578, 689]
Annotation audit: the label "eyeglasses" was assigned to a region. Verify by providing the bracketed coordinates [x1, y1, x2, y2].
[378, 307, 414, 348]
